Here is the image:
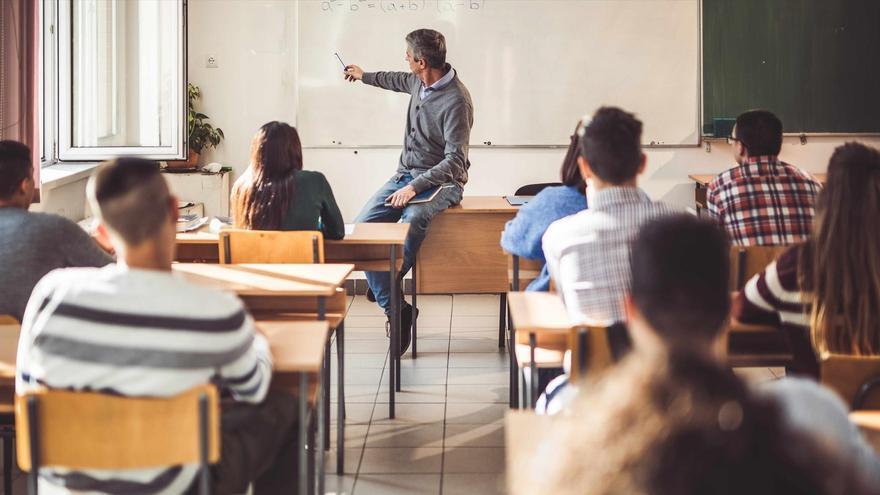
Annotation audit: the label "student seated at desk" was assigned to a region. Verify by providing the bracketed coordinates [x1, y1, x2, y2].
[500, 120, 588, 291]
[542, 107, 677, 331]
[531, 215, 880, 493]
[532, 353, 874, 495]
[0, 140, 113, 322]
[735, 142, 880, 377]
[17, 158, 298, 494]
[706, 109, 822, 246]
[231, 121, 345, 239]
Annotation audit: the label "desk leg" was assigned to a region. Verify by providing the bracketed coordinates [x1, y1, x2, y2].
[318, 296, 329, 453]
[316, 364, 326, 495]
[323, 341, 331, 451]
[509, 318, 518, 409]
[298, 372, 308, 495]
[529, 333, 537, 409]
[389, 245, 398, 418]
[498, 293, 506, 349]
[336, 321, 345, 475]
[318, 296, 326, 321]
[412, 257, 417, 359]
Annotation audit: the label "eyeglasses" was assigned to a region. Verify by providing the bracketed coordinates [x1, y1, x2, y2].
[726, 135, 741, 145]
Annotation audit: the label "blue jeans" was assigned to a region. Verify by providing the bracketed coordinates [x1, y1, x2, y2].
[355, 173, 463, 314]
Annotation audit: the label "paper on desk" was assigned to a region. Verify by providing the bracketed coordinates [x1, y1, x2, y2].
[345, 224, 355, 236]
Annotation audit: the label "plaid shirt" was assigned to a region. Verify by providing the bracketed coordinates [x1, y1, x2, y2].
[706, 157, 822, 246]
[542, 187, 678, 325]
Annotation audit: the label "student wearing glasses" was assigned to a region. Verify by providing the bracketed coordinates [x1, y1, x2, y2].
[706, 110, 822, 246]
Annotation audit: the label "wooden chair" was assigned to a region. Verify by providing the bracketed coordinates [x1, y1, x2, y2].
[217, 231, 349, 476]
[513, 325, 612, 409]
[15, 385, 220, 495]
[729, 245, 788, 291]
[820, 354, 880, 410]
[219, 230, 324, 264]
[0, 315, 19, 495]
[514, 182, 562, 196]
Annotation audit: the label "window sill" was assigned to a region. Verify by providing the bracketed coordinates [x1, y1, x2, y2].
[39, 162, 100, 191]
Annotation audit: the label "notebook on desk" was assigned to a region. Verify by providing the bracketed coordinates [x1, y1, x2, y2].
[384, 184, 455, 207]
[505, 195, 534, 206]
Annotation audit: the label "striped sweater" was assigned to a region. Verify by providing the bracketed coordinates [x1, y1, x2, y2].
[16, 264, 273, 495]
[734, 245, 818, 377]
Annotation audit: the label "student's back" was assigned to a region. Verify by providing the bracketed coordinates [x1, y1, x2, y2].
[501, 122, 588, 291]
[529, 351, 874, 495]
[736, 142, 880, 376]
[0, 141, 111, 321]
[707, 110, 821, 246]
[232, 121, 345, 239]
[17, 158, 277, 495]
[542, 107, 676, 324]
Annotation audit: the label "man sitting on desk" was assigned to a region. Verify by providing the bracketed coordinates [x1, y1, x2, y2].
[344, 28, 474, 355]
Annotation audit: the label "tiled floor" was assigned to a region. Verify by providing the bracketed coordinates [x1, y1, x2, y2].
[325, 294, 508, 495]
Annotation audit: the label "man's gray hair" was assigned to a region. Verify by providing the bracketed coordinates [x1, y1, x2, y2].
[406, 29, 446, 69]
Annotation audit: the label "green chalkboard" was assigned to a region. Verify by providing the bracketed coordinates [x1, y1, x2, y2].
[703, 0, 880, 135]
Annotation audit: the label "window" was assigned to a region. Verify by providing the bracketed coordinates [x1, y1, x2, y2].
[43, 0, 186, 164]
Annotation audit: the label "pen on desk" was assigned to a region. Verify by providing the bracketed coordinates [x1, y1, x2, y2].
[335, 52, 347, 72]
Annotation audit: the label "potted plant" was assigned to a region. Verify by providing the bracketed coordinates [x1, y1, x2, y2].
[179, 83, 224, 168]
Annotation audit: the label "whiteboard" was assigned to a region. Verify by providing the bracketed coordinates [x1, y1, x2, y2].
[297, 0, 700, 147]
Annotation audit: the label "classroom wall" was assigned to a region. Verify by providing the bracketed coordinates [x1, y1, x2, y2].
[187, 0, 880, 221]
[34, 0, 880, 222]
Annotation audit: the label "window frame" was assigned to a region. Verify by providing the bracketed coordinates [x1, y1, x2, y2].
[50, 0, 188, 163]
[40, 0, 57, 165]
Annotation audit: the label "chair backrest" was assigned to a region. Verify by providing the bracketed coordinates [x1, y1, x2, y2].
[729, 245, 789, 291]
[507, 255, 544, 291]
[0, 315, 18, 325]
[820, 354, 880, 410]
[568, 325, 614, 384]
[514, 182, 562, 196]
[220, 229, 324, 264]
[15, 385, 220, 471]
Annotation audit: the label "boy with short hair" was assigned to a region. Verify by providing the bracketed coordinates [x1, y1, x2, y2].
[17, 158, 298, 494]
[707, 109, 822, 245]
[543, 106, 677, 326]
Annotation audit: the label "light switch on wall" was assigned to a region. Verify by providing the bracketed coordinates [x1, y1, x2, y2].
[206, 55, 219, 68]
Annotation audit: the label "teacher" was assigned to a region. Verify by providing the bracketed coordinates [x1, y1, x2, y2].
[344, 28, 473, 356]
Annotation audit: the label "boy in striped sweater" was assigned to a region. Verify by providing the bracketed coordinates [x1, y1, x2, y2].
[16, 158, 297, 494]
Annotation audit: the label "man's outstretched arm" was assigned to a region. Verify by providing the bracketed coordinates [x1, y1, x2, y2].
[345, 64, 416, 94]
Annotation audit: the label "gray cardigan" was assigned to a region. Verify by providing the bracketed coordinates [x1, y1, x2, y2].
[362, 64, 473, 193]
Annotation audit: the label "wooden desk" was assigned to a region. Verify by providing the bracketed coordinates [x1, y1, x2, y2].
[417, 196, 518, 294]
[175, 225, 411, 419]
[175, 229, 222, 262]
[0, 319, 18, 385]
[507, 292, 574, 409]
[327, 223, 409, 418]
[850, 411, 880, 455]
[172, 263, 352, 298]
[726, 319, 794, 369]
[688, 173, 827, 214]
[0, 319, 331, 495]
[258, 319, 331, 494]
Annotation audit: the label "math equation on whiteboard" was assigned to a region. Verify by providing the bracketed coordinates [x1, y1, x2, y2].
[321, 0, 485, 13]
